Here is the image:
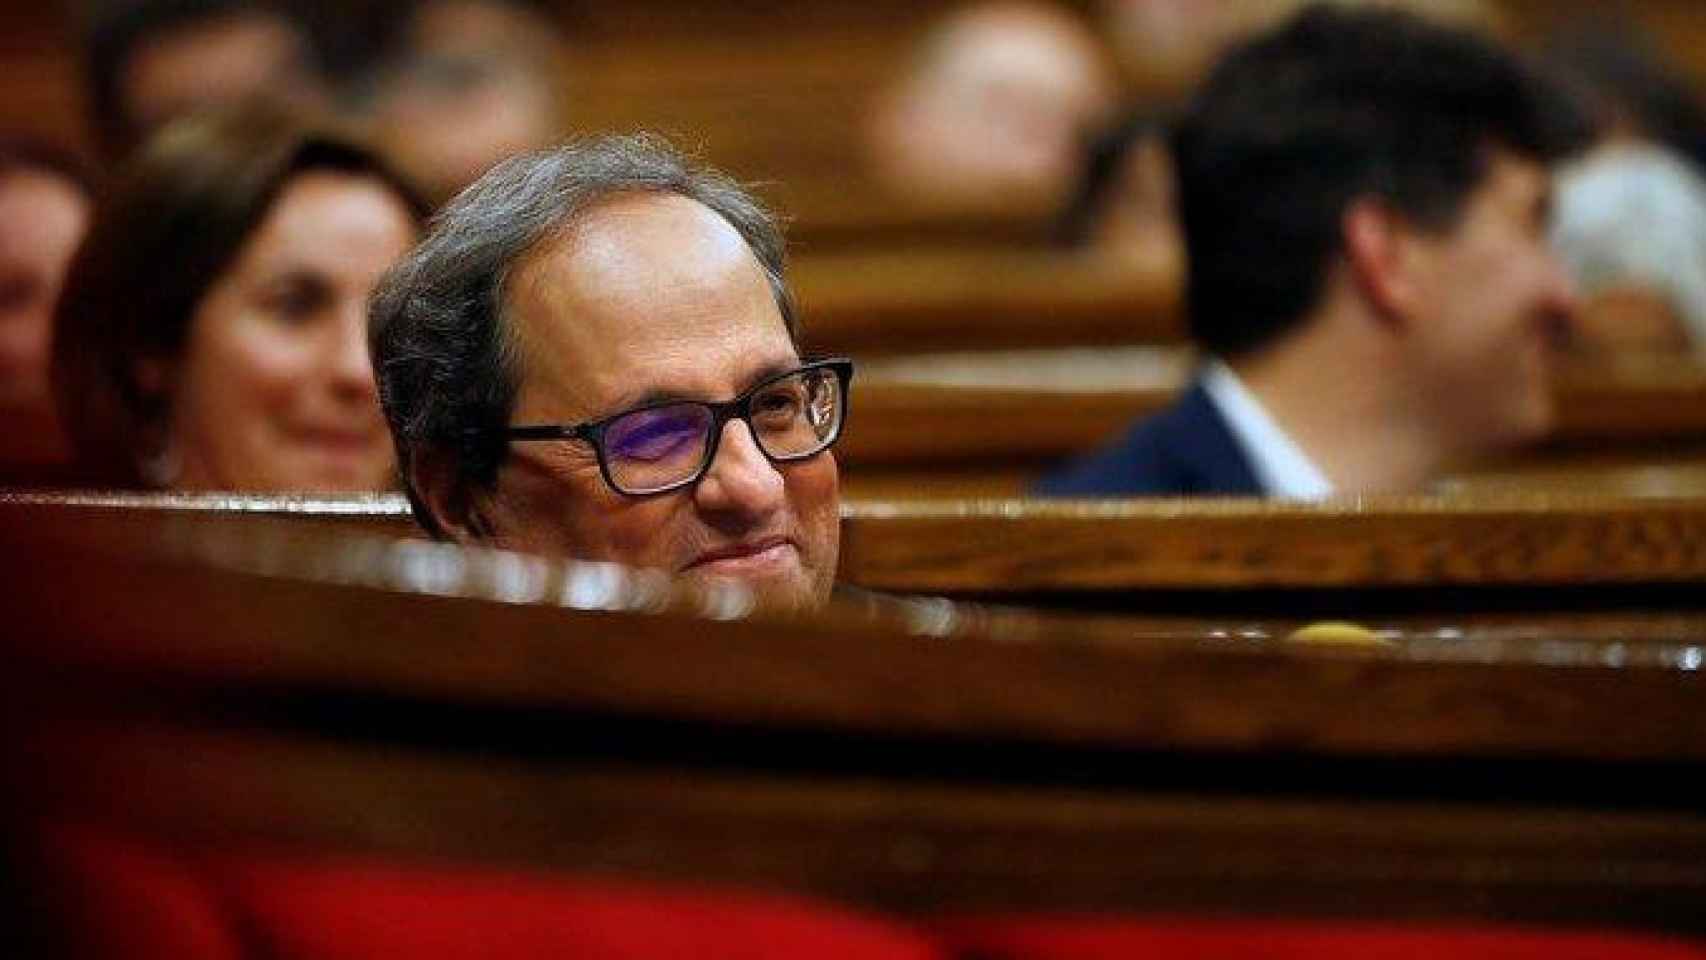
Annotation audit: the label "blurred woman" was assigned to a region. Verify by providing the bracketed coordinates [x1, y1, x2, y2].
[53, 105, 427, 491]
[1, 141, 93, 411]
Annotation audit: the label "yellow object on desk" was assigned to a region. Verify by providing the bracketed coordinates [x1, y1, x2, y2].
[1286, 621, 1391, 647]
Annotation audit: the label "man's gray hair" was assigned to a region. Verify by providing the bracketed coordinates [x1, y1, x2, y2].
[369, 134, 798, 535]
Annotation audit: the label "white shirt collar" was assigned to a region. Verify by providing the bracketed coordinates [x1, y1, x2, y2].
[1200, 360, 1333, 499]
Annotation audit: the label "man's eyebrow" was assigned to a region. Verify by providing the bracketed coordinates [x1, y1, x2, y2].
[737, 358, 803, 392]
[600, 359, 802, 415]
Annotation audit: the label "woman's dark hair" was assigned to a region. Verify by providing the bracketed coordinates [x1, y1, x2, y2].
[50, 103, 429, 487]
[0, 137, 96, 196]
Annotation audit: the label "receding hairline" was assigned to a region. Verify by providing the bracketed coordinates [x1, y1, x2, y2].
[495, 187, 792, 376]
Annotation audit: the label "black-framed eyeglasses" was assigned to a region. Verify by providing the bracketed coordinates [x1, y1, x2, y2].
[498, 358, 853, 496]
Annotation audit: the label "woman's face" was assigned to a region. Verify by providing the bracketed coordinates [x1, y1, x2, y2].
[163, 170, 418, 491]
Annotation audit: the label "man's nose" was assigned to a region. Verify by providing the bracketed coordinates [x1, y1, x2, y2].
[693, 418, 786, 520]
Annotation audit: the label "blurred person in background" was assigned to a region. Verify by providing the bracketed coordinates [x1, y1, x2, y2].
[1098, 0, 1497, 96]
[1037, 5, 1587, 498]
[0, 140, 92, 418]
[84, 0, 331, 162]
[1551, 144, 1706, 357]
[1052, 110, 1181, 271]
[1097, 0, 1295, 95]
[1541, 26, 1706, 358]
[1542, 24, 1706, 175]
[359, 0, 571, 204]
[52, 106, 427, 491]
[1059, 3, 1499, 266]
[866, 0, 1118, 210]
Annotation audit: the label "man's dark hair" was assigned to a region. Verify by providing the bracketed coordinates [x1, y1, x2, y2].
[368, 133, 797, 537]
[1172, 4, 1590, 360]
[84, 0, 320, 160]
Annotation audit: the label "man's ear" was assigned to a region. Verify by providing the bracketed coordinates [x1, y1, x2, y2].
[1341, 197, 1420, 325]
[409, 449, 495, 543]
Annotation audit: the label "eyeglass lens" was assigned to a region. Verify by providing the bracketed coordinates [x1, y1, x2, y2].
[603, 403, 715, 493]
[602, 366, 844, 493]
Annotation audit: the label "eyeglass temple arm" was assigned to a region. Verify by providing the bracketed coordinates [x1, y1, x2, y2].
[499, 424, 587, 441]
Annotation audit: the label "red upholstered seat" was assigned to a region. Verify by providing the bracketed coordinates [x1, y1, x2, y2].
[37, 825, 242, 960]
[37, 825, 1706, 960]
[214, 856, 948, 960]
[38, 823, 947, 960]
[932, 915, 1706, 960]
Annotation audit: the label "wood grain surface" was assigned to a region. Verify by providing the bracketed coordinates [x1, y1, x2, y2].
[841, 353, 1706, 463]
[836, 354, 1706, 497]
[4, 494, 1705, 761]
[838, 496, 1706, 591]
[4, 501, 1706, 930]
[14, 489, 1706, 597]
[794, 250, 1182, 356]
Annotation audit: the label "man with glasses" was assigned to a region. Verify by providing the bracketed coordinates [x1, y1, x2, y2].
[370, 135, 849, 611]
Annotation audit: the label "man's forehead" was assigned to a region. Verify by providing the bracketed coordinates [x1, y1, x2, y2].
[543, 192, 757, 294]
[503, 191, 793, 414]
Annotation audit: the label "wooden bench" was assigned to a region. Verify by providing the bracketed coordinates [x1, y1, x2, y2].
[794, 250, 1182, 357]
[3, 495, 1705, 936]
[836, 495, 1706, 626]
[839, 352, 1706, 498]
[10, 488, 1706, 619]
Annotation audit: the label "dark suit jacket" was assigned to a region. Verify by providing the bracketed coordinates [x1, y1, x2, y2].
[1032, 379, 1264, 497]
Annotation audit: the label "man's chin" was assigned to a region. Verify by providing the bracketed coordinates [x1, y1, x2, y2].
[680, 566, 826, 615]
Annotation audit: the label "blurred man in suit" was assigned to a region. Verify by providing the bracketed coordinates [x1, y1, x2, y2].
[370, 135, 848, 612]
[1038, 5, 1587, 497]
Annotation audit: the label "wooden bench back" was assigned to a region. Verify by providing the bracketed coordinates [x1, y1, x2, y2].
[3, 495, 1705, 932]
[837, 354, 1706, 498]
[10, 488, 1706, 617]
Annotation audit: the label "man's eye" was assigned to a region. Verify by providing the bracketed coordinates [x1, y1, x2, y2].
[608, 410, 705, 462]
[615, 428, 693, 461]
[753, 388, 804, 420]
